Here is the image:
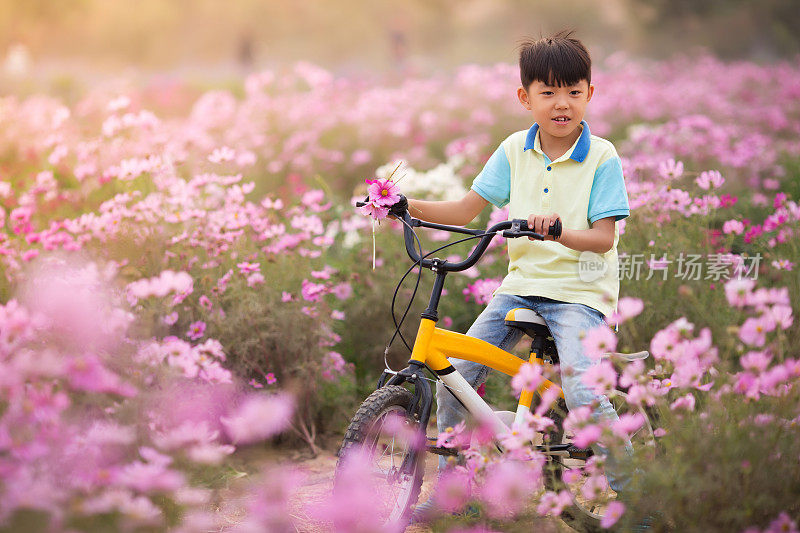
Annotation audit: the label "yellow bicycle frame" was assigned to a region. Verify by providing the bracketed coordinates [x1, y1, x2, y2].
[409, 318, 564, 411]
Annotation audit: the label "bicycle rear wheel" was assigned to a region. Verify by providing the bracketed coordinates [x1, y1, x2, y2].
[546, 391, 656, 533]
[334, 385, 426, 529]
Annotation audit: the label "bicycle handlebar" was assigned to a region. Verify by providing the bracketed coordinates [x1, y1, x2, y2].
[355, 200, 562, 273]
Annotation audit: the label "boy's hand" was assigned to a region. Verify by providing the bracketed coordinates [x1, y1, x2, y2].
[527, 213, 561, 241]
[388, 194, 408, 218]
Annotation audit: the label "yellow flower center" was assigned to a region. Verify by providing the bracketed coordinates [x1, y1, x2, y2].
[381, 189, 388, 196]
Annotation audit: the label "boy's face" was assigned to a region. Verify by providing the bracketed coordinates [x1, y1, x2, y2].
[517, 79, 594, 140]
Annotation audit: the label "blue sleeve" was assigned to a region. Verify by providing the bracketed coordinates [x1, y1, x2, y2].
[470, 145, 510, 208]
[587, 156, 630, 224]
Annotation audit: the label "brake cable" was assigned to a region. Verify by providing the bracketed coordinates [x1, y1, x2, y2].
[384, 217, 494, 362]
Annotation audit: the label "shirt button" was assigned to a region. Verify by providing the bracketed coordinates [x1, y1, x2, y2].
[544, 188, 549, 193]
[547, 166, 552, 171]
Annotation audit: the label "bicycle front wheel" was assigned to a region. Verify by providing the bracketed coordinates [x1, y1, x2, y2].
[334, 385, 426, 529]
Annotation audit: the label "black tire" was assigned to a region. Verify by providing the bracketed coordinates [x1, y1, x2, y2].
[545, 391, 656, 533]
[334, 385, 426, 529]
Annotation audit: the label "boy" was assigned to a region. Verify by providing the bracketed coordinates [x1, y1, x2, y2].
[405, 31, 631, 519]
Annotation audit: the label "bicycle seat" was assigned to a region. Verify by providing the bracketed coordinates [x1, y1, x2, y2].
[505, 308, 650, 362]
[504, 308, 552, 338]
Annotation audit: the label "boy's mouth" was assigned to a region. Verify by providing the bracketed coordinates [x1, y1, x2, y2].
[552, 116, 571, 124]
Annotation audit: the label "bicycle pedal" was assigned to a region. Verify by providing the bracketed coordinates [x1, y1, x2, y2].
[425, 438, 460, 456]
[567, 446, 593, 459]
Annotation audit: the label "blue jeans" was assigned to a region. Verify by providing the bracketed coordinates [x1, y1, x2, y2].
[435, 293, 630, 492]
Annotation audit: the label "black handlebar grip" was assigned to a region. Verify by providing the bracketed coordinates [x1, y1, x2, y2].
[548, 219, 562, 239]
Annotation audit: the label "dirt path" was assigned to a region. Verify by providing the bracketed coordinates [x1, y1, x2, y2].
[214, 444, 438, 532]
[284, 447, 438, 532]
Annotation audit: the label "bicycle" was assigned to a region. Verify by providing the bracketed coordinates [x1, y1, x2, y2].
[334, 204, 655, 532]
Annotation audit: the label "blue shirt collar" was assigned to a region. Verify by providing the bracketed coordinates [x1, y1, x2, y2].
[523, 120, 591, 163]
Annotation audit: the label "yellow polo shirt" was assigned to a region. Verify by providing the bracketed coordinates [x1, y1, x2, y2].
[470, 121, 629, 317]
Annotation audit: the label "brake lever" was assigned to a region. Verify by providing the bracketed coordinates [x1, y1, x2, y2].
[501, 229, 545, 240]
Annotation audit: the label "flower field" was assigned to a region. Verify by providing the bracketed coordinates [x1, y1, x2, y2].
[0, 53, 799, 532]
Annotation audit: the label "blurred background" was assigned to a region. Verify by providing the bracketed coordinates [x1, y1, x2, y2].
[1, 0, 798, 89]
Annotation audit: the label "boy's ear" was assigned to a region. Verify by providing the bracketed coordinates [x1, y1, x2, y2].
[517, 86, 531, 110]
[587, 83, 595, 102]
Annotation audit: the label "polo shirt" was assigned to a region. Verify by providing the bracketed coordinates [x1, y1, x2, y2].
[471, 120, 629, 317]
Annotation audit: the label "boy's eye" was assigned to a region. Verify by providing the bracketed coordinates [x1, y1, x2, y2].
[570, 90, 582, 95]
[541, 91, 553, 95]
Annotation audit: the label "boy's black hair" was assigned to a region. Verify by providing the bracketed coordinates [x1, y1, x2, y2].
[517, 30, 591, 89]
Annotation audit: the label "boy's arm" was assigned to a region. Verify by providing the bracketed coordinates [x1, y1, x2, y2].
[407, 190, 489, 226]
[528, 213, 615, 254]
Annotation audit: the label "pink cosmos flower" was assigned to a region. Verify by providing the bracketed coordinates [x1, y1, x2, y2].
[725, 278, 755, 307]
[740, 350, 772, 373]
[722, 219, 745, 235]
[626, 384, 657, 407]
[525, 412, 556, 433]
[116, 460, 185, 493]
[581, 473, 609, 501]
[670, 393, 696, 412]
[331, 282, 353, 300]
[434, 469, 473, 514]
[321, 351, 347, 381]
[572, 424, 603, 448]
[511, 362, 544, 395]
[695, 170, 724, 190]
[534, 385, 563, 417]
[331, 310, 345, 320]
[208, 146, 235, 163]
[281, 291, 294, 302]
[738, 316, 771, 346]
[612, 412, 645, 439]
[608, 297, 644, 325]
[265, 372, 277, 385]
[236, 262, 260, 274]
[581, 325, 618, 359]
[478, 460, 543, 518]
[198, 295, 212, 310]
[366, 178, 401, 207]
[582, 360, 618, 395]
[188, 443, 236, 465]
[221, 393, 293, 445]
[771, 259, 794, 271]
[300, 279, 327, 302]
[769, 305, 793, 329]
[600, 501, 626, 528]
[68, 355, 137, 397]
[463, 278, 502, 305]
[187, 321, 206, 341]
[500, 420, 536, 450]
[358, 201, 389, 220]
[436, 420, 469, 449]
[658, 158, 683, 180]
[310, 265, 336, 279]
[764, 512, 799, 533]
[536, 489, 572, 516]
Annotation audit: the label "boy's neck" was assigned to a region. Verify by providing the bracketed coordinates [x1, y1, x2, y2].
[538, 124, 582, 161]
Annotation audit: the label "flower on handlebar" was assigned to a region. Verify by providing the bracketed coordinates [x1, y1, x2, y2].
[367, 178, 401, 207]
[359, 162, 403, 221]
[360, 178, 401, 220]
